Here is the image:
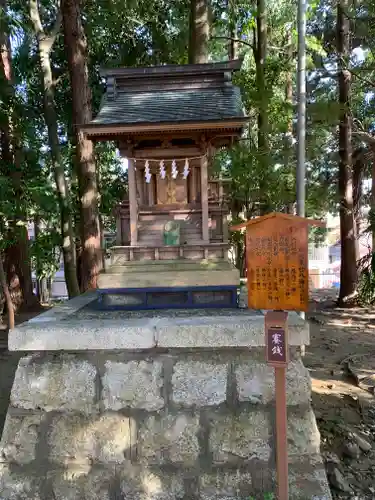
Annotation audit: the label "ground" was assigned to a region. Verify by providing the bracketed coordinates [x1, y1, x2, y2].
[307, 290, 375, 499]
[0, 297, 374, 499]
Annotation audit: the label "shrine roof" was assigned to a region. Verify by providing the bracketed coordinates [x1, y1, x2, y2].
[91, 87, 244, 126]
[99, 59, 243, 78]
[83, 59, 248, 136]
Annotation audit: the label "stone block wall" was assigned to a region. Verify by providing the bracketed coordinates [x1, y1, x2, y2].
[0, 348, 331, 499]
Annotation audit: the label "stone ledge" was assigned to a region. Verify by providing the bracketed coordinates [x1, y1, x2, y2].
[27, 292, 97, 323]
[9, 308, 309, 351]
[8, 319, 157, 351]
[156, 311, 308, 348]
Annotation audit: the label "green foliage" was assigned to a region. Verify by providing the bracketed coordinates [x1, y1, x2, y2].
[1, 0, 375, 292]
[358, 252, 375, 305]
[30, 230, 61, 280]
[248, 494, 274, 500]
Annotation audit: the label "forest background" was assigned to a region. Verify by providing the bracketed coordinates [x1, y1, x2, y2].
[0, 0, 374, 327]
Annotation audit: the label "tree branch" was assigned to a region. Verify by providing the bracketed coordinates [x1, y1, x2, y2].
[49, 1, 62, 41]
[52, 71, 67, 87]
[29, 0, 44, 36]
[30, 0, 62, 51]
[210, 36, 254, 50]
[348, 68, 375, 89]
[352, 129, 375, 146]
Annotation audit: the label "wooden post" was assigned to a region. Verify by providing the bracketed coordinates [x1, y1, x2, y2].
[222, 214, 229, 243]
[136, 167, 144, 205]
[116, 213, 122, 245]
[128, 159, 138, 246]
[147, 177, 154, 206]
[190, 165, 198, 203]
[219, 174, 224, 203]
[275, 365, 288, 500]
[200, 156, 209, 242]
[265, 310, 289, 500]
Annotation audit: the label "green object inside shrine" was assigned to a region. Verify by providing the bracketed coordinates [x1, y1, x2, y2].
[164, 221, 180, 245]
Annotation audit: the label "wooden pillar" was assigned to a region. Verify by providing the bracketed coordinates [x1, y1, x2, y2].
[128, 159, 138, 246]
[147, 178, 154, 206]
[189, 166, 196, 203]
[219, 175, 224, 204]
[200, 156, 209, 242]
[136, 167, 144, 206]
[116, 213, 122, 245]
[222, 214, 229, 243]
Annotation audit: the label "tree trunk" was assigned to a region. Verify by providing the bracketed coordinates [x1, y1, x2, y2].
[62, 0, 101, 291]
[254, 0, 270, 214]
[188, 0, 209, 64]
[371, 146, 375, 252]
[30, 0, 80, 298]
[228, 0, 238, 60]
[0, 252, 14, 330]
[0, 0, 37, 310]
[284, 29, 294, 213]
[352, 149, 364, 260]
[337, 0, 357, 304]
[34, 215, 42, 301]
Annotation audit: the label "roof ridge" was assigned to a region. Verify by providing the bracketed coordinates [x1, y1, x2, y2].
[114, 86, 235, 95]
[100, 59, 244, 78]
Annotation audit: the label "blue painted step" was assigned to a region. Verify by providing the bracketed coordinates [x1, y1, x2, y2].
[96, 285, 238, 311]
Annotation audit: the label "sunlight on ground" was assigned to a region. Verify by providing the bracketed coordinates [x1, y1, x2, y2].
[141, 472, 163, 497]
[311, 374, 374, 404]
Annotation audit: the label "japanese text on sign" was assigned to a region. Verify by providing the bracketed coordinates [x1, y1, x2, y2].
[246, 219, 309, 311]
[266, 327, 288, 366]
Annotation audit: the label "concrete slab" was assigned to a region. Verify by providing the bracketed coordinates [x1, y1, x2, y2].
[27, 292, 97, 323]
[9, 318, 157, 351]
[8, 292, 309, 351]
[156, 312, 309, 348]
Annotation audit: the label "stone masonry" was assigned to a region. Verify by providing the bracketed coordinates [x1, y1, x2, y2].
[0, 294, 332, 499]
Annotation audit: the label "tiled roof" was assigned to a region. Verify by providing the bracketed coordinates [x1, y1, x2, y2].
[91, 87, 245, 126]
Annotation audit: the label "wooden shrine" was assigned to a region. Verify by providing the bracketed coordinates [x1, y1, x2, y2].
[82, 60, 248, 308]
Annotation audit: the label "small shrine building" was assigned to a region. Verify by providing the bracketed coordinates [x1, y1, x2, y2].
[82, 59, 248, 308]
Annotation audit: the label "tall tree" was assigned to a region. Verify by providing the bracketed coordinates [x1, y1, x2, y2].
[189, 0, 209, 63]
[228, 0, 238, 60]
[0, 251, 14, 329]
[29, 0, 80, 298]
[61, 0, 101, 291]
[0, 0, 36, 309]
[284, 27, 295, 214]
[254, 0, 270, 214]
[337, 0, 358, 304]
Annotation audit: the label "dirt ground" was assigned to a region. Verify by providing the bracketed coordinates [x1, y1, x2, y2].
[307, 291, 375, 499]
[0, 296, 374, 498]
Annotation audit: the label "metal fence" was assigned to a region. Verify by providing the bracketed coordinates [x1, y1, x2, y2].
[309, 269, 340, 290]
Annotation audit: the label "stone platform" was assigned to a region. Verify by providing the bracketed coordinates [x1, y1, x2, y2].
[0, 293, 332, 499]
[98, 259, 240, 289]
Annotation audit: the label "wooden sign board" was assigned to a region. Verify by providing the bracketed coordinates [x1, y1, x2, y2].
[232, 213, 325, 312]
[246, 218, 308, 311]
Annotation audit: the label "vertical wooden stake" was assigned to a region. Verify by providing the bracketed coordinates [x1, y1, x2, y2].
[275, 366, 288, 500]
[265, 310, 289, 500]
